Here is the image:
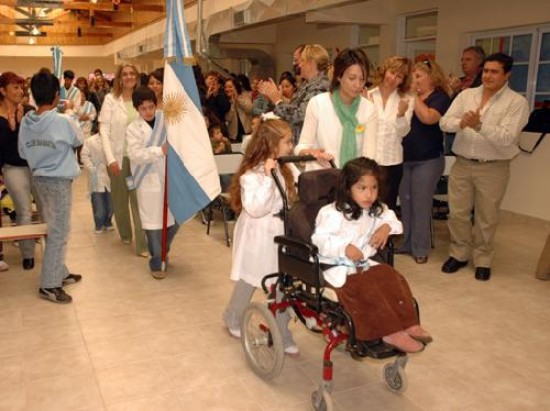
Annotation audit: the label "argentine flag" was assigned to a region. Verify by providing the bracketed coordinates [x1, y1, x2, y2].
[163, 0, 221, 223]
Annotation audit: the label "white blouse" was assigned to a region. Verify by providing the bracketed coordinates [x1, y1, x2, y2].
[311, 203, 403, 287]
[367, 87, 414, 166]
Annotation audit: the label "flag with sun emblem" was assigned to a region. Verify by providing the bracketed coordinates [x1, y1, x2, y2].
[163, 0, 220, 223]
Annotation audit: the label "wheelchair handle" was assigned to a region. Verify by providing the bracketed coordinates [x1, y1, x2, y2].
[276, 155, 316, 164]
[276, 155, 336, 168]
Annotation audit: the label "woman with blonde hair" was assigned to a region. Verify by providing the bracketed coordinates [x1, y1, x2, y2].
[259, 44, 330, 142]
[366, 56, 414, 210]
[99, 63, 147, 256]
[398, 59, 451, 263]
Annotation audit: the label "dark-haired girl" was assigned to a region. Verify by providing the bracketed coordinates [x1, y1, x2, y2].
[311, 157, 431, 353]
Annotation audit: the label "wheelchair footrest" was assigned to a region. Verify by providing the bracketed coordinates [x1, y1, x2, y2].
[350, 339, 401, 360]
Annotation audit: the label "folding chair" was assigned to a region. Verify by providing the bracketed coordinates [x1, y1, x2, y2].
[206, 153, 243, 246]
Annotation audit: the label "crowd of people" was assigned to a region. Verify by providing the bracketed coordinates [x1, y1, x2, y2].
[0, 43, 533, 354]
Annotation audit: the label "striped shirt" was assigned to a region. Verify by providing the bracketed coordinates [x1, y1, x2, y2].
[440, 83, 529, 160]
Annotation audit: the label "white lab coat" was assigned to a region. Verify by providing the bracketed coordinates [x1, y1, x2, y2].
[81, 134, 111, 194]
[230, 164, 286, 288]
[312, 203, 403, 287]
[99, 93, 132, 166]
[126, 116, 175, 230]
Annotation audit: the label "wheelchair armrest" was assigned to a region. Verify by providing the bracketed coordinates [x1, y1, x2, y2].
[274, 235, 318, 254]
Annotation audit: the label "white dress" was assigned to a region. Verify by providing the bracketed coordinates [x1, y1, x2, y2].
[230, 163, 286, 288]
[312, 203, 403, 288]
[126, 116, 175, 230]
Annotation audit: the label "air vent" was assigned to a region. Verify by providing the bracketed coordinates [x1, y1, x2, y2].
[233, 9, 251, 27]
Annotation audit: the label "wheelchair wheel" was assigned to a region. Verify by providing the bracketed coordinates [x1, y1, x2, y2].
[310, 389, 333, 411]
[241, 302, 284, 380]
[383, 363, 408, 393]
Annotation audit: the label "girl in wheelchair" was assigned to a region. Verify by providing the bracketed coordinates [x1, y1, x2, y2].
[223, 119, 300, 354]
[312, 157, 432, 353]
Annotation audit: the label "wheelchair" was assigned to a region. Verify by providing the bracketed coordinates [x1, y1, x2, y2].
[240, 156, 419, 411]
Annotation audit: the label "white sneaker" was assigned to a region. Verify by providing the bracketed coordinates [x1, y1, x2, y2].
[0, 260, 9, 272]
[94, 228, 104, 234]
[228, 327, 241, 339]
[104, 225, 115, 232]
[284, 345, 300, 355]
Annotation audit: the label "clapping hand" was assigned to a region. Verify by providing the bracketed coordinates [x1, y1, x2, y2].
[460, 109, 481, 130]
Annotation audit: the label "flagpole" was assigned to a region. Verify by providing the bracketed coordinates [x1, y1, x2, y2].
[161, 144, 168, 272]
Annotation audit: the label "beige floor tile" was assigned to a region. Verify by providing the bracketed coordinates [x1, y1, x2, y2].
[26, 371, 104, 411]
[18, 323, 87, 353]
[0, 384, 26, 411]
[175, 379, 262, 411]
[332, 384, 423, 411]
[74, 297, 130, 322]
[20, 303, 78, 328]
[23, 345, 93, 382]
[95, 359, 173, 405]
[240, 364, 317, 410]
[0, 355, 24, 388]
[87, 333, 156, 370]
[106, 391, 184, 411]
[0, 308, 23, 332]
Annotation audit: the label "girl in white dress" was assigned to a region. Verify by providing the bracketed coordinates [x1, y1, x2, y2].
[223, 119, 299, 355]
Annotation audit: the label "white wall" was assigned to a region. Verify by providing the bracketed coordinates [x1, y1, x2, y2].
[502, 133, 550, 221]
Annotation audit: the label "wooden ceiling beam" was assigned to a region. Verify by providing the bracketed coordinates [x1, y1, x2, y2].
[62, 2, 164, 13]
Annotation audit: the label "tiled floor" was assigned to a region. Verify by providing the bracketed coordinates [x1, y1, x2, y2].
[0, 175, 549, 411]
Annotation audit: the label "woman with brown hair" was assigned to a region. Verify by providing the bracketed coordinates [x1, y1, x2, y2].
[398, 60, 451, 263]
[295, 48, 378, 169]
[224, 76, 253, 142]
[0, 71, 36, 270]
[98, 63, 147, 256]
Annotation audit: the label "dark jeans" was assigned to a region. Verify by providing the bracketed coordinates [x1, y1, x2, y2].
[144, 224, 180, 271]
[91, 191, 114, 230]
[379, 164, 403, 211]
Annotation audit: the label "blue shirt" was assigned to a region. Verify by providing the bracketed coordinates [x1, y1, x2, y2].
[18, 109, 82, 179]
[402, 90, 451, 162]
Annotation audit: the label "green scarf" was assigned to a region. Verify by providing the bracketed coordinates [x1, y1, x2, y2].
[332, 90, 360, 167]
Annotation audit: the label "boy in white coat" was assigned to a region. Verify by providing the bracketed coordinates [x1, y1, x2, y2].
[126, 87, 179, 279]
[81, 133, 114, 233]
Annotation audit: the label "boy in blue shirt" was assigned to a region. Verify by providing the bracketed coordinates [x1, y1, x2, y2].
[18, 71, 83, 304]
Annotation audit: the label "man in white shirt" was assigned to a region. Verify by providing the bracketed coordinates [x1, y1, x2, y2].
[439, 53, 530, 281]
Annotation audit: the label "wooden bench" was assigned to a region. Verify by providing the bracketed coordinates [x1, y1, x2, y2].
[0, 223, 47, 253]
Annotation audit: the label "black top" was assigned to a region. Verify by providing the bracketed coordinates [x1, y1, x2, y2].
[402, 90, 451, 162]
[0, 117, 28, 168]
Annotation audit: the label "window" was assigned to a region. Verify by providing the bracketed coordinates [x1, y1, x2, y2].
[398, 11, 437, 63]
[473, 26, 550, 108]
